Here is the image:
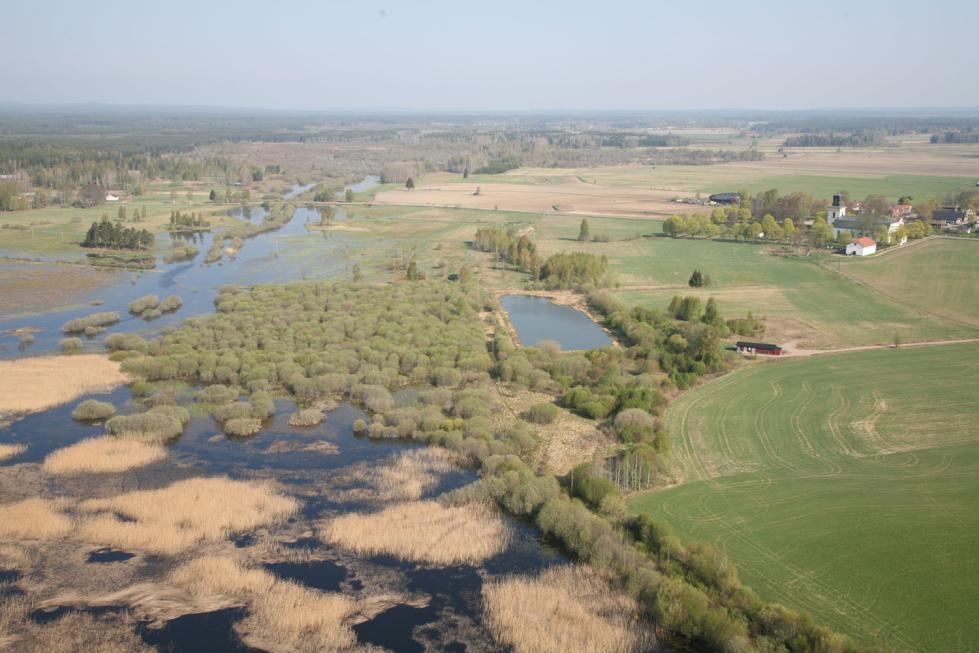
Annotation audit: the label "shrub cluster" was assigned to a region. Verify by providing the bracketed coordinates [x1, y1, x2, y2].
[105, 405, 190, 443]
[71, 399, 116, 421]
[61, 311, 120, 334]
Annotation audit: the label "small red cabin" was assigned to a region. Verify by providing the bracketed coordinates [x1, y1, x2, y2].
[736, 341, 783, 356]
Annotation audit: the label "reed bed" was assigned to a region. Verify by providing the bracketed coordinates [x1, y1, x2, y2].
[0, 354, 129, 415]
[0, 443, 26, 461]
[372, 448, 459, 501]
[482, 565, 646, 653]
[321, 500, 510, 565]
[42, 437, 166, 475]
[78, 477, 299, 555]
[170, 556, 358, 653]
[0, 498, 72, 540]
[0, 355, 128, 416]
[0, 596, 154, 653]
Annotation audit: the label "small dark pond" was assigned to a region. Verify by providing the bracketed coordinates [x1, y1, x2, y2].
[501, 294, 612, 351]
[87, 548, 136, 563]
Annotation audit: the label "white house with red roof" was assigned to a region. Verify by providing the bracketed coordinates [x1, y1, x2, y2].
[846, 236, 877, 256]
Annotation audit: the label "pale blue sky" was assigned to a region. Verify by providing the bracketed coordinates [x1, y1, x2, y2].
[3, 0, 977, 110]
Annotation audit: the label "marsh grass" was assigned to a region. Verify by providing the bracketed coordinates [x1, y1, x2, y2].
[482, 565, 646, 653]
[321, 500, 509, 565]
[0, 443, 26, 461]
[170, 556, 358, 653]
[42, 437, 166, 475]
[0, 498, 72, 540]
[0, 596, 154, 653]
[0, 355, 128, 416]
[78, 477, 299, 555]
[373, 448, 459, 501]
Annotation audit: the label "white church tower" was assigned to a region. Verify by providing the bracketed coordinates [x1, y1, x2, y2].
[827, 193, 846, 225]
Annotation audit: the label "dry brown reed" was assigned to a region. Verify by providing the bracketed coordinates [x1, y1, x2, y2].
[170, 556, 359, 652]
[42, 437, 166, 475]
[0, 443, 26, 461]
[0, 498, 72, 540]
[78, 477, 299, 555]
[0, 354, 128, 417]
[482, 565, 646, 653]
[0, 596, 154, 653]
[321, 500, 510, 565]
[372, 448, 459, 501]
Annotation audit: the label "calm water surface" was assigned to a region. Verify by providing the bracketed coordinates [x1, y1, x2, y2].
[501, 295, 612, 351]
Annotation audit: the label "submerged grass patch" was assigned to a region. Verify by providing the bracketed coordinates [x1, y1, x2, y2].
[482, 565, 647, 653]
[321, 500, 509, 565]
[170, 556, 359, 653]
[42, 437, 166, 475]
[78, 477, 299, 555]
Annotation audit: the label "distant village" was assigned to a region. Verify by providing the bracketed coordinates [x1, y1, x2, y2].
[691, 191, 977, 256]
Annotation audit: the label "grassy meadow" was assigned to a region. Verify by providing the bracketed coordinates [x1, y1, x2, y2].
[598, 236, 979, 349]
[0, 185, 243, 261]
[838, 238, 979, 328]
[628, 343, 979, 652]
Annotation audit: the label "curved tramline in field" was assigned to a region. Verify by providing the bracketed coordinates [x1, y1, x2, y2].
[629, 343, 979, 653]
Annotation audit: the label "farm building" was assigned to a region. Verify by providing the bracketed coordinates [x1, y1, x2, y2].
[708, 192, 741, 205]
[930, 206, 975, 229]
[846, 237, 877, 256]
[736, 341, 784, 356]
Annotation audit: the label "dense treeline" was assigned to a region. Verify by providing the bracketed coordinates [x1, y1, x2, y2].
[472, 227, 609, 288]
[473, 227, 542, 277]
[930, 130, 979, 144]
[783, 130, 887, 147]
[168, 210, 211, 231]
[539, 252, 609, 288]
[81, 219, 154, 250]
[473, 157, 521, 174]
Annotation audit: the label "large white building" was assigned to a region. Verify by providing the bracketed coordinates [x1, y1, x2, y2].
[827, 193, 904, 242]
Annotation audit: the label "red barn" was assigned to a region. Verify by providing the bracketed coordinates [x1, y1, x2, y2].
[736, 341, 784, 356]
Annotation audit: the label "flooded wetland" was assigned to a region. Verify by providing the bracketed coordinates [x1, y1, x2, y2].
[0, 182, 653, 652]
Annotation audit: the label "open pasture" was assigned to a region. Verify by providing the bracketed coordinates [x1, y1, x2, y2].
[602, 237, 979, 348]
[838, 238, 979, 328]
[629, 344, 979, 652]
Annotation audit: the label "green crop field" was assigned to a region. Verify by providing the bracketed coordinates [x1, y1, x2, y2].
[628, 344, 979, 652]
[599, 237, 979, 349]
[838, 238, 979, 327]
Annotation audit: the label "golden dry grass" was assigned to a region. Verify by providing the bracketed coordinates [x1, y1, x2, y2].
[42, 437, 166, 475]
[482, 565, 647, 653]
[321, 500, 510, 565]
[0, 443, 26, 461]
[170, 556, 358, 653]
[0, 498, 72, 540]
[78, 477, 299, 555]
[372, 448, 459, 501]
[0, 354, 128, 417]
[0, 596, 154, 653]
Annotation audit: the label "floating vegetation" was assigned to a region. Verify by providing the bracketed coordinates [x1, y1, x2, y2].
[42, 437, 166, 475]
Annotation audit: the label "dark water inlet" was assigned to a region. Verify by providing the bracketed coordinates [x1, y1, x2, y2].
[87, 548, 136, 563]
[501, 294, 612, 351]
